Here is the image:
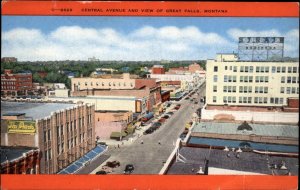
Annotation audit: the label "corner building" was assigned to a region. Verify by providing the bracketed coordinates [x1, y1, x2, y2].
[206, 54, 299, 107]
[1, 102, 95, 174]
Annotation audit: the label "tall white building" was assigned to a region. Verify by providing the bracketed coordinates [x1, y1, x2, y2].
[206, 54, 299, 107]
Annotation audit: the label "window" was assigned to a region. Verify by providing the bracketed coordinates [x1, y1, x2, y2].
[286, 87, 291, 94]
[259, 97, 263, 103]
[102, 82, 105, 86]
[281, 67, 286, 73]
[233, 66, 237, 72]
[232, 96, 236, 103]
[228, 86, 232, 92]
[249, 86, 252, 93]
[297, 87, 299, 94]
[244, 76, 248, 82]
[256, 66, 260, 73]
[288, 67, 292, 73]
[279, 98, 283, 104]
[223, 86, 228, 92]
[260, 67, 265, 73]
[224, 75, 228, 82]
[239, 97, 242, 103]
[249, 76, 253, 82]
[233, 86, 236, 92]
[48, 130, 51, 141]
[91, 82, 93, 86]
[248, 97, 252, 103]
[233, 76, 237, 82]
[259, 86, 263, 93]
[245, 66, 249, 73]
[287, 77, 291, 83]
[223, 96, 227, 103]
[228, 96, 232, 103]
[228, 76, 232, 82]
[255, 76, 259, 82]
[230, 66, 232, 70]
[265, 67, 269, 73]
[280, 87, 284, 93]
[213, 96, 216, 103]
[213, 85, 217, 92]
[225, 66, 228, 70]
[243, 97, 247, 103]
[243, 86, 247, 93]
[249, 66, 253, 73]
[275, 98, 279, 104]
[281, 76, 285, 83]
[293, 67, 297, 73]
[272, 66, 276, 73]
[214, 66, 218, 72]
[254, 97, 258, 103]
[264, 87, 268, 93]
[264, 97, 268, 104]
[255, 86, 259, 93]
[44, 131, 47, 142]
[260, 76, 264, 82]
[240, 76, 244, 82]
[292, 87, 296, 94]
[292, 77, 296, 83]
[270, 98, 274, 104]
[265, 76, 269, 82]
[277, 66, 281, 73]
[85, 82, 87, 86]
[240, 66, 244, 72]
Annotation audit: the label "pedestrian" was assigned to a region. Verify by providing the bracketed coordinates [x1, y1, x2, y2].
[158, 141, 161, 145]
[141, 140, 144, 144]
[117, 144, 120, 148]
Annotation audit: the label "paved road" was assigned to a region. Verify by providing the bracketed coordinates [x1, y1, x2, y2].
[92, 84, 206, 174]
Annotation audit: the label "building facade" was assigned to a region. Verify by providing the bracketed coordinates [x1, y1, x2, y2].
[1, 102, 95, 174]
[206, 54, 299, 107]
[71, 73, 136, 93]
[151, 65, 165, 74]
[1, 57, 18, 63]
[1, 70, 33, 96]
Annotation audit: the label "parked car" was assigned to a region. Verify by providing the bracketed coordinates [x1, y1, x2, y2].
[95, 170, 107, 175]
[105, 160, 120, 168]
[141, 112, 154, 122]
[174, 106, 180, 110]
[166, 112, 174, 116]
[158, 118, 166, 123]
[152, 122, 162, 128]
[162, 115, 170, 119]
[124, 164, 134, 174]
[143, 128, 154, 135]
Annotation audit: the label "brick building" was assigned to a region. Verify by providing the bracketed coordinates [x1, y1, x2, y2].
[0, 146, 40, 174]
[1, 101, 95, 174]
[1, 69, 33, 96]
[151, 65, 165, 74]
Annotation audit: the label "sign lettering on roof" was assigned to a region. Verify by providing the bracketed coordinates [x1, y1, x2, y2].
[7, 120, 36, 134]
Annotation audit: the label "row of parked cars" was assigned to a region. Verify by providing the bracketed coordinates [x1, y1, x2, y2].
[143, 104, 181, 135]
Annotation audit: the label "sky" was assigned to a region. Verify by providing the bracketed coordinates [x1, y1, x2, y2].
[1, 16, 299, 61]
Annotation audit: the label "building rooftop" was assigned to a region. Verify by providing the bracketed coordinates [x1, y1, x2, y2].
[0, 146, 37, 164]
[167, 147, 298, 175]
[192, 121, 299, 138]
[1, 102, 76, 120]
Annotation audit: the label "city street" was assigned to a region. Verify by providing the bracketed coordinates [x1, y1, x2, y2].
[91, 83, 206, 174]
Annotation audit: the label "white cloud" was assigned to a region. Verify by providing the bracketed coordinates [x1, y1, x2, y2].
[1, 26, 298, 61]
[227, 28, 299, 57]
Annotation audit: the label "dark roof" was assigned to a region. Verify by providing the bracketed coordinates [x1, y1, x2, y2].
[0, 146, 37, 164]
[2, 113, 25, 116]
[167, 147, 298, 175]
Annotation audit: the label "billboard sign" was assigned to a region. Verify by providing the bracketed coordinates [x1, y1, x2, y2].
[7, 120, 36, 134]
[239, 37, 284, 44]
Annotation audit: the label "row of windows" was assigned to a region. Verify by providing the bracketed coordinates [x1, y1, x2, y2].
[214, 65, 299, 74]
[44, 149, 52, 162]
[1, 86, 16, 90]
[213, 86, 268, 94]
[280, 87, 299, 94]
[281, 76, 299, 84]
[1, 82, 16, 85]
[213, 96, 285, 104]
[78, 81, 133, 87]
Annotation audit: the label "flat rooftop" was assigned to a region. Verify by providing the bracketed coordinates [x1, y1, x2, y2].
[1, 101, 75, 120]
[192, 122, 299, 138]
[167, 147, 298, 175]
[0, 146, 37, 164]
